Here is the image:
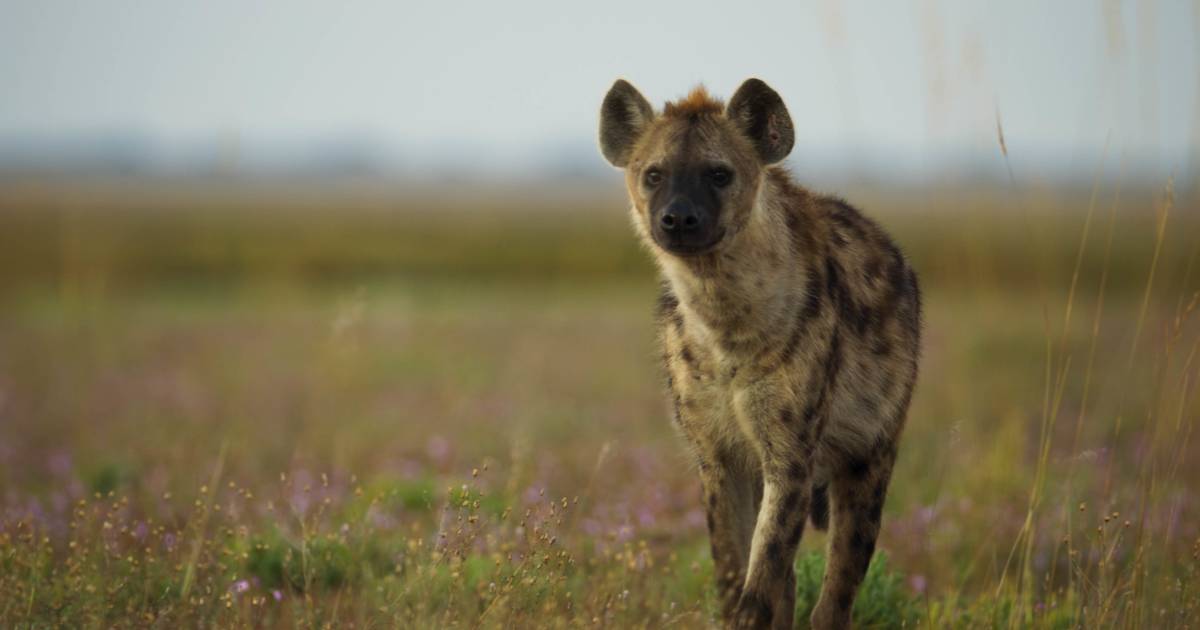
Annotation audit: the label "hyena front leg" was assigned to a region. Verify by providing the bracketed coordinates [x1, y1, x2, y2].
[810, 446, 896, 630]
[696, 450, 762, 620]
[731, 399, 818, 630]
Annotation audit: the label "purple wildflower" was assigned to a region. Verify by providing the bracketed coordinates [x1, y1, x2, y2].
[426, 435, 451, 464]
[909, 574, 927, 594]
[47, 451, 73, 477]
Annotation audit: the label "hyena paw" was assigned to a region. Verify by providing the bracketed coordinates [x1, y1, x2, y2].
[728, 590, 773, 629]
[809, 600, 851, 630]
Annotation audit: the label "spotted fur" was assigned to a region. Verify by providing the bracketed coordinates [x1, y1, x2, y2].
[599, 78, 921, 630]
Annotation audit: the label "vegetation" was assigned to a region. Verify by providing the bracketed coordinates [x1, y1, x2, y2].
[0, 177, 1197, 627]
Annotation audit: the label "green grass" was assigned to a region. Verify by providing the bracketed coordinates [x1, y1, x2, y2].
[0, 180, 1197, 627]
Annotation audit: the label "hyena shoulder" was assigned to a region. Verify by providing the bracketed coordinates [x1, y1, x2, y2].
[812, 195, 921, 347]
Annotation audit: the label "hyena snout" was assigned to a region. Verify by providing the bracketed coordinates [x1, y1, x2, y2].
[654, 197, 721, 255]
[658, 197, 705, 232]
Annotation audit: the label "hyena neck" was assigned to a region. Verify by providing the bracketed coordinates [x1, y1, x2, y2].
[659, 172, 817, 356]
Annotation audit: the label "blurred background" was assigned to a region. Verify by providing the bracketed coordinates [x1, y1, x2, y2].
[1, 1, 1198, 627]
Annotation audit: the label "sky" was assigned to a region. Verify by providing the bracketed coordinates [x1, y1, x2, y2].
[1, 0, 1197, 181]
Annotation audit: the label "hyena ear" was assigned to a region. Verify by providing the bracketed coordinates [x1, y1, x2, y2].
[599, 79, 655, 168]
[726, 78, 795, 164]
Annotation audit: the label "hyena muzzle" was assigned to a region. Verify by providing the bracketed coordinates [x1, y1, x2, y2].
[597, 78, 921, 630]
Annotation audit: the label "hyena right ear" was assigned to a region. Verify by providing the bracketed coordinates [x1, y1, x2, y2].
[726, 78, 795, 164]
[599, 79, 654, 168]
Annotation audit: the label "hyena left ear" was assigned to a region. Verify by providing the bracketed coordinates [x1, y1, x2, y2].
[726, 78, 795, 164]
[599, 79, 655, 168]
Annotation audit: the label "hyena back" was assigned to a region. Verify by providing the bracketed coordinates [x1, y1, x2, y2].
[598, 79, 921, 630]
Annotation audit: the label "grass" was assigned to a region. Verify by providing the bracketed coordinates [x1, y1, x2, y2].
[0, 177, 1197, 627]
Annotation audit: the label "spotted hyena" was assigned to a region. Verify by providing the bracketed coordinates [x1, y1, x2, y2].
[597, 79, 921, 630]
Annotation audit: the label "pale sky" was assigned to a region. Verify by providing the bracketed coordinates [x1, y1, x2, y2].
[1, 0, 1197, 179]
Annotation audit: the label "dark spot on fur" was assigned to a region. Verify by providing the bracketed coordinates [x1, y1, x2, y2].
[800, 270, 823, 320]
[715, 449, 734, 470]
[869, 498, 884, 522]
[781, 489, 801, 516]
[872, 338, 892, 356]
[831, 200, 868, 240]
[851, 528, 871, 553]
[859, 540, 876, 571]
[826, 256, 878, 336]
[825, 256, 842, 301]
[775, 310, 806, 368]
[680, 344, 695, 367]
[845, 455, 870, 479]
[788, 519, 805, 546]
[825, 329, 844, 386]
[656, 285, 678, 319]
[780, 407, 795, 425]
[752, 593, 773, 625]
[788, 460, 808, 481]
[855, 306, 876, 335]
[864, 257, 883, 284]
[838, 590, 853, 611]
[810, 484, 829, 530]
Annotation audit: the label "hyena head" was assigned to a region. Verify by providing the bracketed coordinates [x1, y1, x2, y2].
[598, 78, 794, 258]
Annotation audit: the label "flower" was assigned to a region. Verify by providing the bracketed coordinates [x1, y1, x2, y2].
[426, 435, 451, 464]
[909, 574, 927, 594]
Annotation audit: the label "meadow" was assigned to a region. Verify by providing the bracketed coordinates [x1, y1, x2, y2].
[0, 175, 1197, 628]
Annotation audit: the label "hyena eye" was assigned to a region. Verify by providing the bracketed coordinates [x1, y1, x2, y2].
[644, 168, 663, 187]
[708, 168, 733, 188]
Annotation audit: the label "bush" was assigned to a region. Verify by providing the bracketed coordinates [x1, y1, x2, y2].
[793, 551, 921, 628]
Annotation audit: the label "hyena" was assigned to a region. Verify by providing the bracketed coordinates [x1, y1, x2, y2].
[597, 78, 921, 630]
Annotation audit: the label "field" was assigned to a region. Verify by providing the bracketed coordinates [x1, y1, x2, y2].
[0, 176, 1198, 628]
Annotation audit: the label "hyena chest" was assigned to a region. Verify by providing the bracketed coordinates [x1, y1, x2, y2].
[669, 346, 840, 486]
[677, 277, 796, 359]
[670, 351, 756, 462]
[667, 324, 787, 456]
[666, 287, 858, 483]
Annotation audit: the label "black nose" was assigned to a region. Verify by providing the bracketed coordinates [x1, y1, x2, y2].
[660, 202, 702, 233]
